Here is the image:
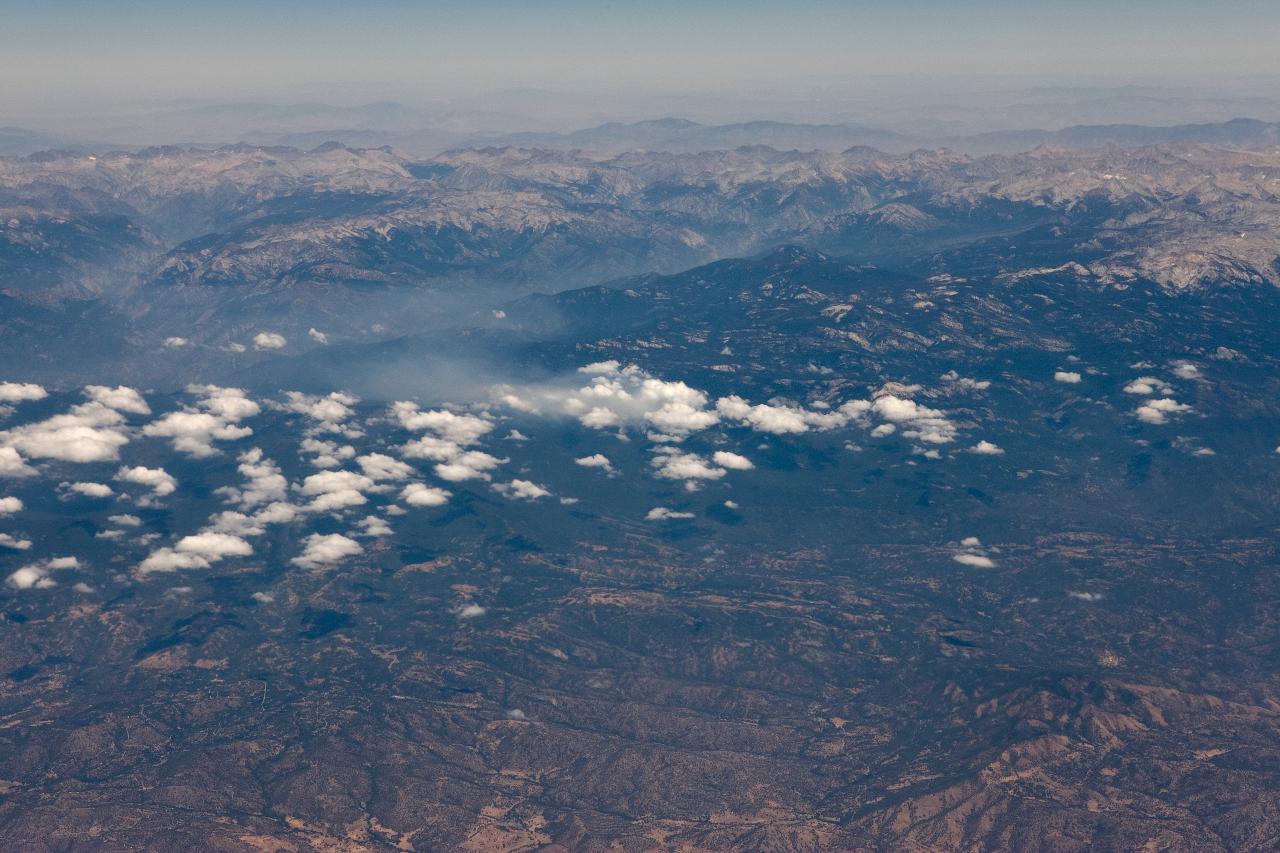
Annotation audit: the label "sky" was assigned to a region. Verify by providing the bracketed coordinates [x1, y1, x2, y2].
[3, 0, 1278, 113]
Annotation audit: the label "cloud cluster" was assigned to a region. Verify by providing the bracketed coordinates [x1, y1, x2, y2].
[496, 364, 963, 449]
[297, 469, 374, 512]
[0, 382, 47, 404]
[217, 448, 289, 508]
[0, 386, 149, 465]
[7, 556, 80, 589]
[650, 448, 729, 486]
[393, 402, 493, 444]
[281, 391, 360, 435]
[394, 402, 505, 483]
[301, 437, 356, 468]
[140, 531, 253, 574]
[1135, 397, 1192, 425]
[1123, 376, 1174, 396]
[142, 385, 258, 457]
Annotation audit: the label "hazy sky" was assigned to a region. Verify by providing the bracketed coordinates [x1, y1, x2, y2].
[4, 0, 1278, 113]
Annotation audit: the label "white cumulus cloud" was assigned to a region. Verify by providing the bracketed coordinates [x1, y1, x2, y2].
[292, 533, 362, 568]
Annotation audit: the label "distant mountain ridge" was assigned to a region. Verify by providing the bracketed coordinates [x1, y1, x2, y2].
[3, 113, 1279, 158]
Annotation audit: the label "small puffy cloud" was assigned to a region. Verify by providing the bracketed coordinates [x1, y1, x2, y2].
[0, 382, 47, 403]
[138, 549, 211, 573]
[712, 450, 754, 470]
[650, 449, 726, 482]
[970, 440, 1004, 455]
[297, 469, 373, 512]
[194, 385, 260, 421]
[716, 396, 810, 434]
[871, 395, 956, 444]
[575, 453, 614, 473]
[953, 537, 996, 568]
[224, 342, 247, 353]
[398, 428, 505, 482]
[253, 332, 287, 350]
[953, 554, 996, 568]
[175, 532, 253, 559]
[401, 483, 451, 507]
[1123, 376, 1172, 396]
[392, 403, 493, 445]
[109, 513, 142, 527]
[0, 496, 22, 514]
[0, 447, 37, 477]
[645, 402, 720, 439]
[292, 533, 362, 568]
[138, 527, 255, 574]
[1171, 362, 1200, 380]
[493, 479, 551, 500]
[456, 603, 486, 619]
[724, 499, 739, 509]
[282, 391, 358, 426]
[940, 371, 991, 391]
[251, 591, 274, 603]
[434, 451, 505, 482]
[84, 385, 151, 415]
[355, 515, 392, 537]
[357, 453, 414, 481]
[164, 336, 190, 348]
[1054, 371, 1082, 384]
[253, 501, 300, 525]
[1068, 590, 1104, 602]
[497, 364, 718, 439]
[144, 411, 251, 457]
[870, 423, 896, 438]
[217, 448, 288, 507]
[116, 465, 177, 497]
[308, 328, 329, 344]
[301, 438, 356, 468]
[0, 533, 34, 550]
[646, 506, 694, 521]
[7, 566, 47, 589]
[1135, 398, 1191, 425]
[61, 481, 115, 498]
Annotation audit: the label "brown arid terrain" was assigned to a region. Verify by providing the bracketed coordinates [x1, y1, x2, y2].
[3, 523, 1278, 851]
